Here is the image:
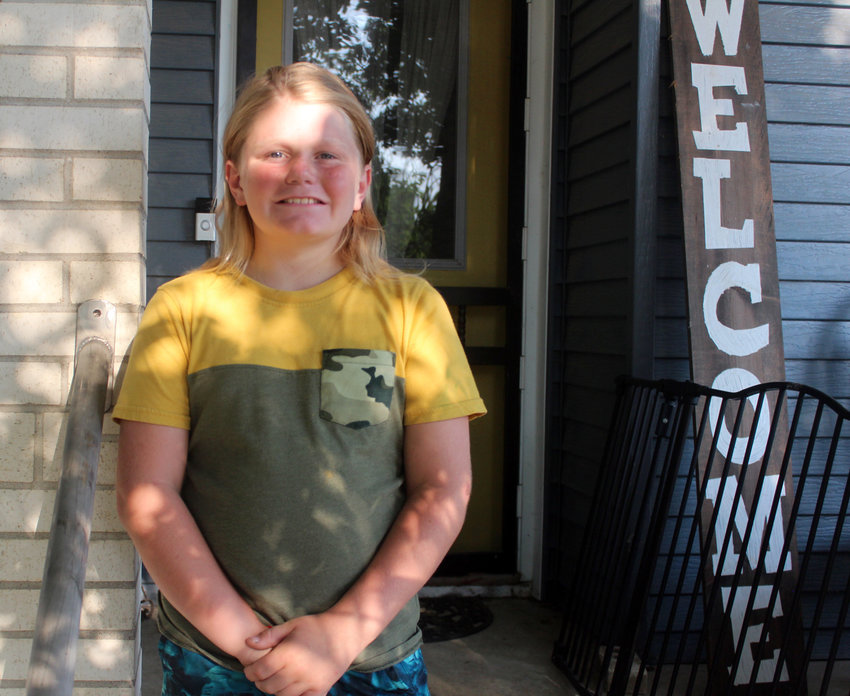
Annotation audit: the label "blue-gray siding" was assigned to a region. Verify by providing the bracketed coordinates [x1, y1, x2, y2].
[763, 2, 850, 399]
[544, 0, 641, 597]
[148, 0, 217, 300]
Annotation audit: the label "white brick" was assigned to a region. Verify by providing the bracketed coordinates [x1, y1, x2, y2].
[0, 5, 149, 50]
[0, 361, 63, 406]
[116, 309, 143, 358]
[77, 637, 137, 682]
[0, 209, 144, 255]
[0, 260, 63, 304]
[0, 312, 75, 356]
[0, 412, 35, 481]
[80, 587, 139, 631]
[0, 635, 136, 683]
[43, 410, 65, 481]
[73, 159, 143, 203]
[71, 689, 137, 696]
[1, 587, 140, 631]
[97, 439, 119, 486]
[0, 156, 64, 202]
[0, 636, 29, 681]
[1, 688, 135, 696]
[0, 489, 52, 533]
[0, 488, 120, 535]
[0, 54, 66, 98]
[0, 105, 146, 152]
[0, 538, 45, 582]
[0, 539, 135, 582]
[87, 540, 137, 583]
[75, 55, 147, 101]
[70, 260, 143, 305]
[93, 487, 123, 533]
[0, 588, 38, 630]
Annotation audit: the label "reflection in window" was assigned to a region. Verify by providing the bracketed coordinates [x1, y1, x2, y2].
[285, 0, 467, 267]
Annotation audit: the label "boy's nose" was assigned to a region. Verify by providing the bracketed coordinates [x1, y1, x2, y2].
[285, 155, 314, 183]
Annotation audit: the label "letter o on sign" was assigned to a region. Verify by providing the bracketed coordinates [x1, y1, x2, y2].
[708, 367, 771, 465]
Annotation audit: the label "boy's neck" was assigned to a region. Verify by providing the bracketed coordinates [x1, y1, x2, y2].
[246, 245, 344, 292]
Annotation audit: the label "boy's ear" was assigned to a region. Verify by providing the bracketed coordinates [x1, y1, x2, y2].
[225, 160, 246, 205]
[353, 164, 372, 212]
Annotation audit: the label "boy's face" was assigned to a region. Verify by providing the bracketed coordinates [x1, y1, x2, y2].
[226, 96, 371, 251]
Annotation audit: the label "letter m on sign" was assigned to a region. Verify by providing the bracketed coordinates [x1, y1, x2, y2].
[705, 474, 790, 576]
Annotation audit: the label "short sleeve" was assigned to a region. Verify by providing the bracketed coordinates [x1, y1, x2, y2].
[112, 288, 192, 429]
[401, 282, 487, 425]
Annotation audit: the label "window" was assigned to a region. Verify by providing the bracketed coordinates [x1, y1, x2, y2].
[282, 0, 469, 268]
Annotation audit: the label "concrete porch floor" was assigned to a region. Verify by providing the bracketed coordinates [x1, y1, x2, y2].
[139, 597, 576, 695]
[138, 599, 850, 694]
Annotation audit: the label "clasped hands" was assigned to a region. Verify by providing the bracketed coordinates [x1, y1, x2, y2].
[239, 612, 361, 696]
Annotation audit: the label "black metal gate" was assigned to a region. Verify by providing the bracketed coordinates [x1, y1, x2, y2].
[553, 377, 850, 695]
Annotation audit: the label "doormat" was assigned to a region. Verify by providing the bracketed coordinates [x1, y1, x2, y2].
[419, 595, 494, 643]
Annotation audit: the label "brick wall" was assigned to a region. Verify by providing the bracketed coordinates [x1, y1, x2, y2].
[0, 1, 150, 693]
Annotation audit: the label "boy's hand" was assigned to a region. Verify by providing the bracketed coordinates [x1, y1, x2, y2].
[242, 613, 360, 696]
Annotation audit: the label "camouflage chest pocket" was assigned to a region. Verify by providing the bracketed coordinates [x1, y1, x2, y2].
[320, 349, 396, 429]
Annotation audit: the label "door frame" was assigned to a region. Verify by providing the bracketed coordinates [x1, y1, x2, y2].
[217, 0, 554, 595]
[518, 0, 554, 597]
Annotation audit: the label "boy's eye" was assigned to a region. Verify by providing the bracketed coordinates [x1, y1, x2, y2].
[317, 152, 336, 160]
[269, 151, 284, 159]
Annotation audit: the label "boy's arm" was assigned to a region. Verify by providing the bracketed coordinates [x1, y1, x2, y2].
[243, 415, 472, 696]
[116, 420, 270, 665]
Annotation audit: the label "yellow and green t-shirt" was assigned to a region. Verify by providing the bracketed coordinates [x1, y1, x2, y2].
[113, 266, 485, 672]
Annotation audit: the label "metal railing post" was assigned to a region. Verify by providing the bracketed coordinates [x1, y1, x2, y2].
[26, 301, 116, 696]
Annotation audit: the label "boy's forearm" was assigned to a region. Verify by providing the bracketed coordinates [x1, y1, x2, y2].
[321, 417, 473, 659]
[330, 416, 474, 648]
[326, 479, 470, 656]
[118, 483, 268, 663]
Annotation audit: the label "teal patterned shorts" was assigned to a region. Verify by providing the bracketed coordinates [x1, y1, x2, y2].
[158, 636, 430, 696]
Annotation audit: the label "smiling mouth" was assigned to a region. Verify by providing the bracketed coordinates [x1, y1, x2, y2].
[280, 197, 322, 205]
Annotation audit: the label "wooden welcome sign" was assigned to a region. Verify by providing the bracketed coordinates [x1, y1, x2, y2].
[667, 0, 805, 691]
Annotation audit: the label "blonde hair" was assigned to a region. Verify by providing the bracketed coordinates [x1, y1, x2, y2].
[206, 62, 396, 281]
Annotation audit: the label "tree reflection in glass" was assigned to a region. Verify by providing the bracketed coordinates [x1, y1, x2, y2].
[290, 0, 466, 266]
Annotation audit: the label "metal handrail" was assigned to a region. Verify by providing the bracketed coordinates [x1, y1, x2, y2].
[26, 301, 116, 696]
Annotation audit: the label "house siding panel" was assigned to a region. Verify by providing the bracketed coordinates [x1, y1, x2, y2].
[760, 1, 850, 401]
[765, 83, 850, 124]
[150, 104, 215, 139]
[147, 0, 217, 301]
[544, 0, 637, 598]
[150, 138, 215, 174]
[153, 0, 217, 35]
[652, 3, 687, 382]
[151, 35, 217, 70]
[151, 68, 216, 104]
[570, 0, 631, 43]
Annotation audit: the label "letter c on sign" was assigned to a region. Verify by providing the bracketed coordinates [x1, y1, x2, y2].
[704, 261, 769, 356]
[709, 368, 771, 465]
